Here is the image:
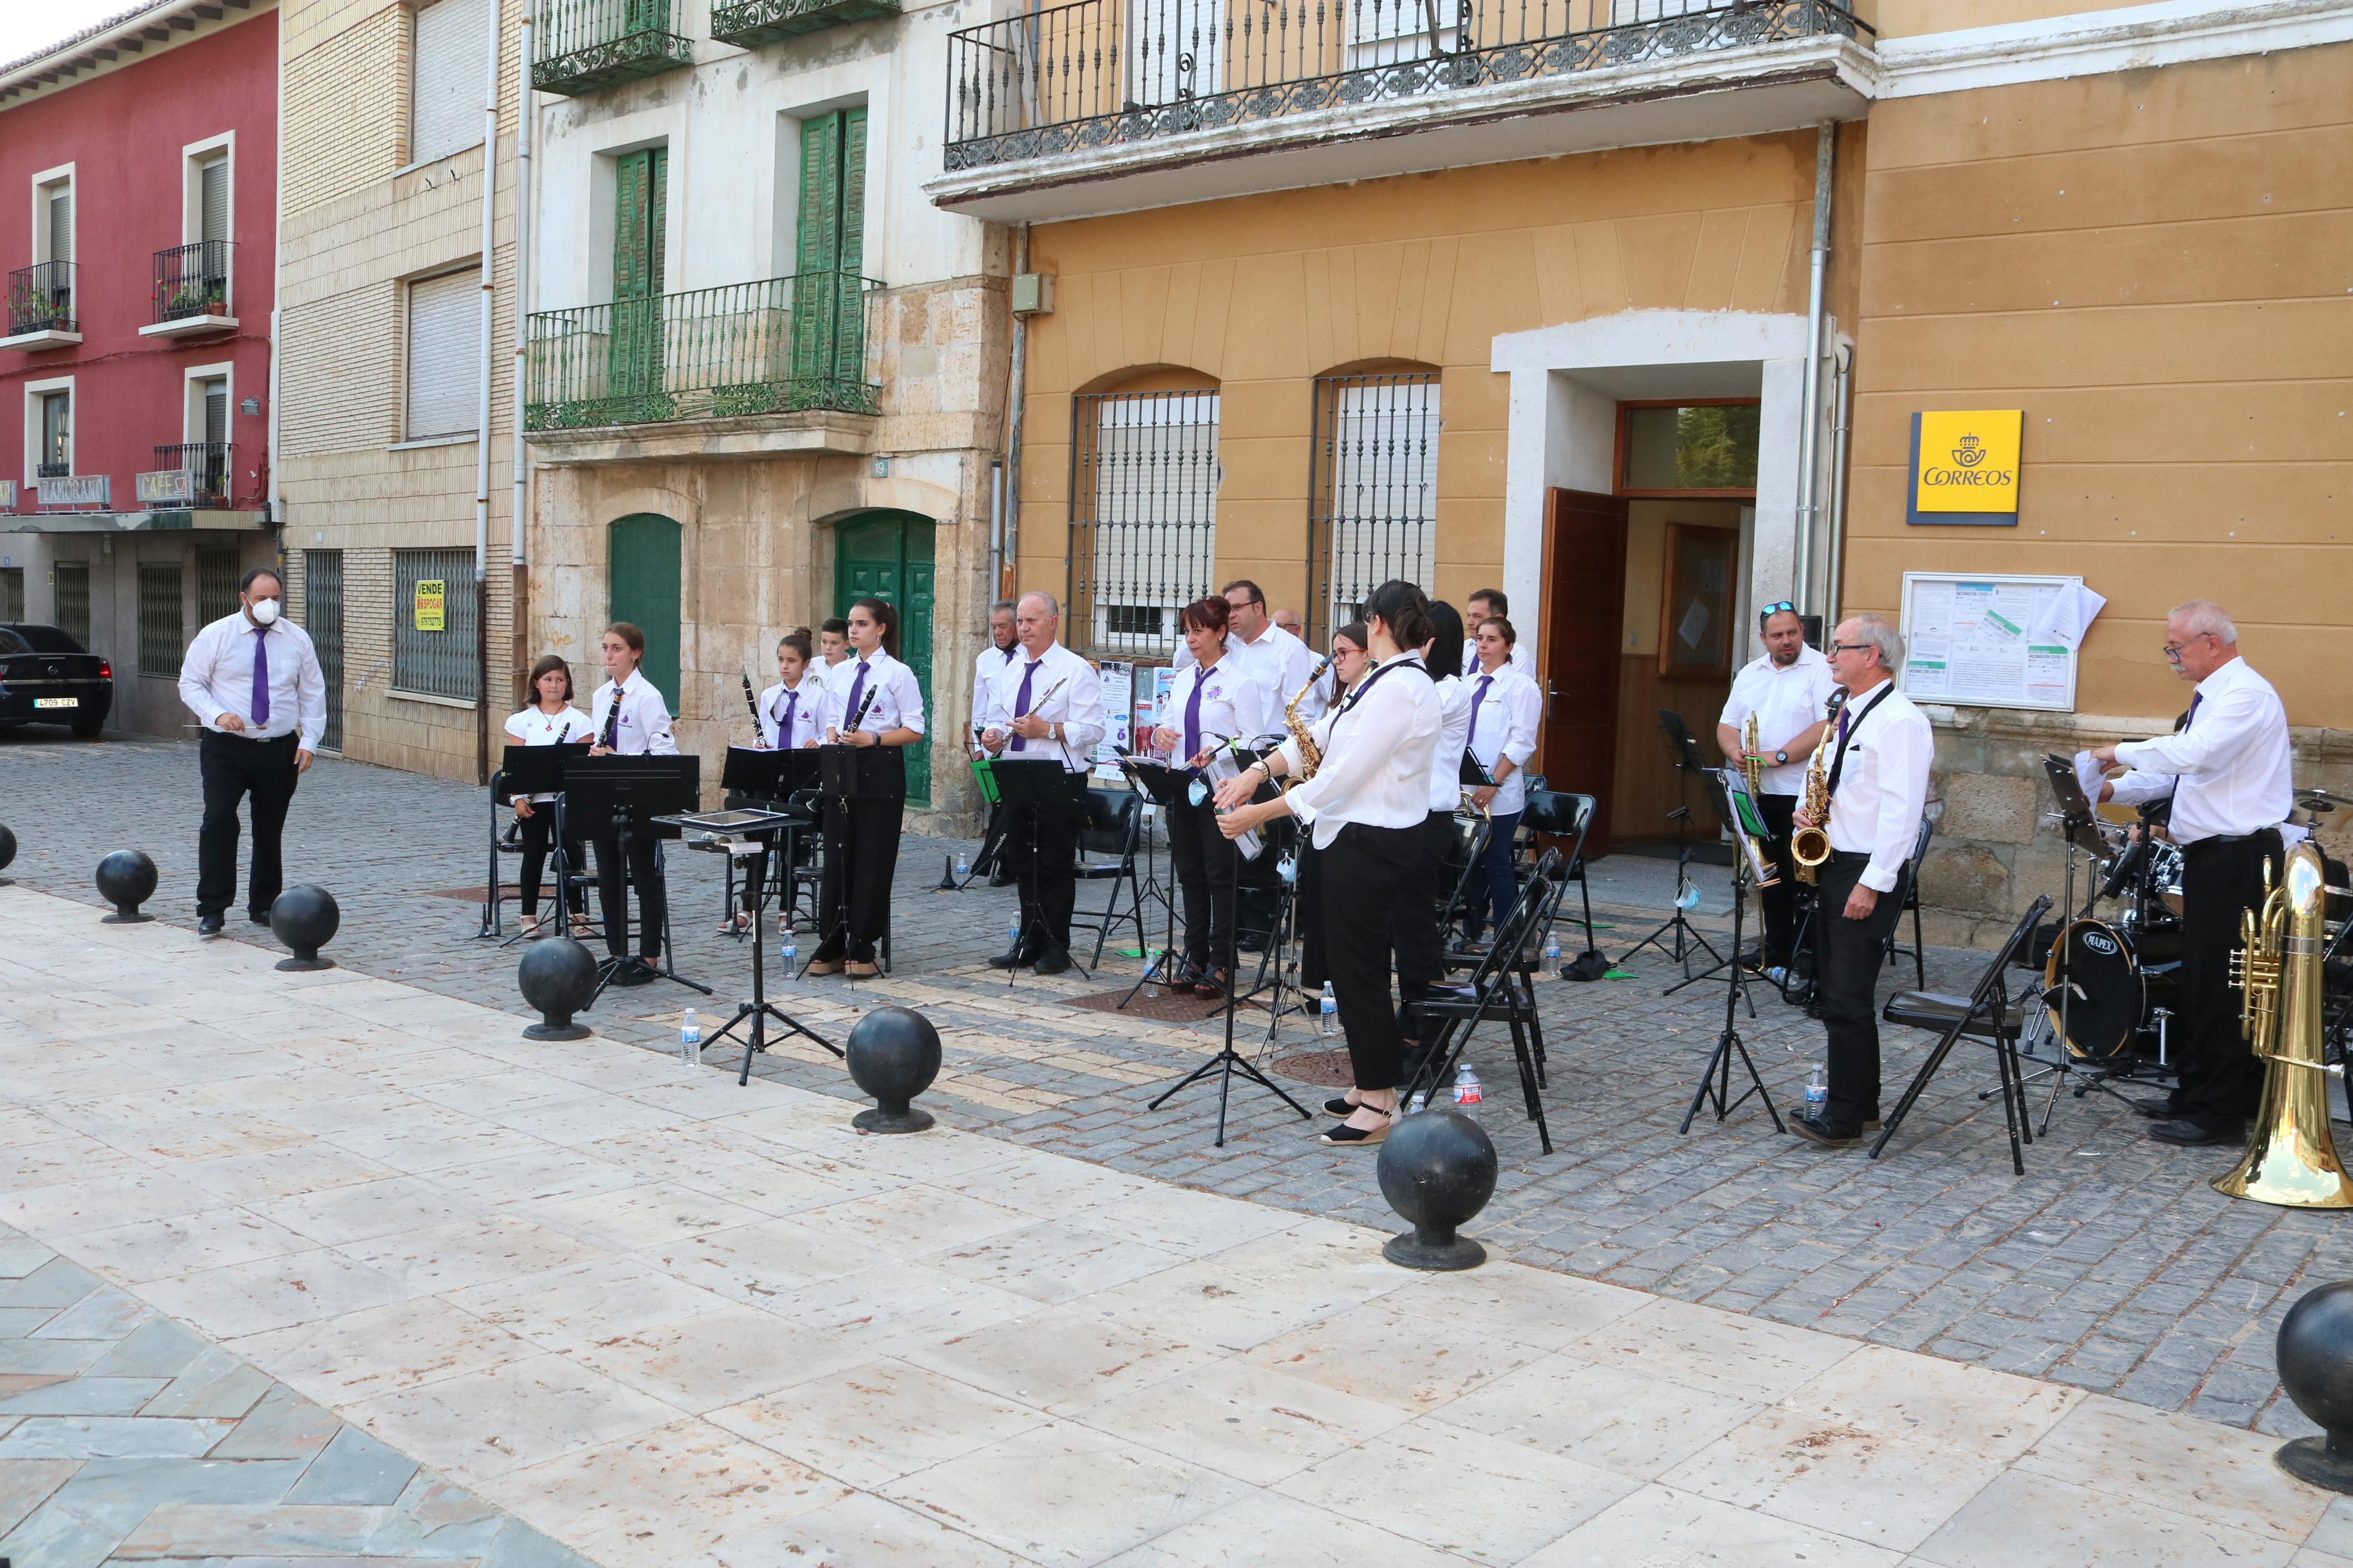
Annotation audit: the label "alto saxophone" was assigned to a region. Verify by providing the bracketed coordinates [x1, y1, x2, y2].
[1789, 688, 1848, 884]
[2213, 844, 2353, 1207]
[1278, 657, 1333, 790]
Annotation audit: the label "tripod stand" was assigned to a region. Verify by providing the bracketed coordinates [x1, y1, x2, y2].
[1680, 769, 1783, 1135]
[665, 812, 842, 1086]
[1622, 709, 1725, 979]
[1116, 756, 1188, 1009]
[1149, 869, 1312, 1146]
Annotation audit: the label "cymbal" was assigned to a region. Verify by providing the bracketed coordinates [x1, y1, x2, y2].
[2291, 790, 2347, 829]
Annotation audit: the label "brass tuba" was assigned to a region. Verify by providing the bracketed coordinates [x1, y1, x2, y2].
[1789, 688, 1848, 884]
[2212, 842, 2353, 1207]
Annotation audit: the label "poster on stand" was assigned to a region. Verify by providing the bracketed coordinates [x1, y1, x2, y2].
[1092, 660, 1134, 782]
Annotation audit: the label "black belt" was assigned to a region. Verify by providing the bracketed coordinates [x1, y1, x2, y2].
[2182, 828, 2281, 852]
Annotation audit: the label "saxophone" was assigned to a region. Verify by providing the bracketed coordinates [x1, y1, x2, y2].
[1789, 688, 1848, 884]
[1741, 714, 1765, 799]
[1279, 657, 1333, 790]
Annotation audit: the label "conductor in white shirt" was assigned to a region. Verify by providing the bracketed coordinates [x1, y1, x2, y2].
[176, 567, 327, 937]
[2086, 599, 2296, 1147]
[978, 591, 1106, 974]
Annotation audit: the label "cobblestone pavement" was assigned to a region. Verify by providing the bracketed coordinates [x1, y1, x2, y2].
[5, 730, 2347, 1438]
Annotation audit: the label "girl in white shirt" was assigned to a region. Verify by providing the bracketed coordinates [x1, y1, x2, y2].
[1461, 614, 1543, 947]
[585, 623, 678, 982]
[504, 654, 590, 938]
[1150, 596, 1268, 996]
[723, 630, 825, 936]
[810, 598, 927, 978]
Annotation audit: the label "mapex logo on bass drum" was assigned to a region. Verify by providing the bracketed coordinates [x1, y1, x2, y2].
[2083, 931, 2119, 957]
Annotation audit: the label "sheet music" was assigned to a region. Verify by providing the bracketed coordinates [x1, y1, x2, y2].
[1202, 748, 1263, 861]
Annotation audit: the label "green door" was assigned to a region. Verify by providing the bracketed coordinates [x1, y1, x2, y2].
[835, 510, 935, 807]
[792, 108, 867, 390]
[610, 147, 668, 415]
[609, 514, 682, 716]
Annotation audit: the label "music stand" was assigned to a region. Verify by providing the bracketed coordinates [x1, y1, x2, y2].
[1620, 709, 1725, 979]
[809, 742, 906, 975]
[1149, 837, 1314, 1147]
[660, 808, 842, 1086]
[722, 748, 821, 929]
[1117, 755, 1190, 1009]
[562, 753, 709, 1003]
[1679, 766, 1784, 1136]
[991, 758, 1092, 980]
[489, 741, 591, 944]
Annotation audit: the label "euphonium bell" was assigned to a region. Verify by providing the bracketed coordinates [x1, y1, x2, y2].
[2212, 842, 2353, 1208]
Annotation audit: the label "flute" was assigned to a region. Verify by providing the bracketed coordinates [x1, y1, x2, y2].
[741, 671, 766, 746]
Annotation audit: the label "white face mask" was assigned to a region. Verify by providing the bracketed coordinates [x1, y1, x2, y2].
[249, 596, 281, 626]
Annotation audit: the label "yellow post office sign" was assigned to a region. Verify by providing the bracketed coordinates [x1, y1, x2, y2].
[1908, 410, 2022, 525]
[413, 579, 446, 632]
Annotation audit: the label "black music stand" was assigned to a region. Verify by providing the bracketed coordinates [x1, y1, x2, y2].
[1149, 837, 1313, 1147]
[1117, 755, 1190, 1009]
[1680, 766, 1784, 1136]
[1620, 709, 1725, 979]
[722, 747, 821, 930]
[488, 741, 591, 944]
[811, 742, 904, 975]
[661, 808, 842, 1086]
[563, 753, 709, 1003]
[992, 758, 1092, 980]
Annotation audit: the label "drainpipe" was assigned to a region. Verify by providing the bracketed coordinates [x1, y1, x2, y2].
[511, 0, 534, 702]
[268, 5, 286, 551]
[988, 458, 1005, 599]
[1793, 120, 1834, 616]
[998, 222, 1031, 601]
[473, 0, 503, 787]
[1823, 340, 1854, 627]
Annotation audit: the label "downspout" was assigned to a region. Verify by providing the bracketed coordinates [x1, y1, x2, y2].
[1793, 120, 1834, 617]
[511, 0, 533, 696]
[1823, 340, 1854, 627]
[267, 1, 286, 552]
[473, 0, 503, 787]
[998, 221, 1030, 600]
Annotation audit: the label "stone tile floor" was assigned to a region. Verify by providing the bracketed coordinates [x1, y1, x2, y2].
[3, 880, 2351, 1566]
[4, 732, 2351, 1437]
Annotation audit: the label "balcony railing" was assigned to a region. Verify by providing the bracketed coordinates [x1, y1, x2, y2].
[7, 262, 75, 336]
[534, 0, 694, 94]
[152, 442, 235, 509]
[524, 272, 882, 432]
[36, 461, 69, 479]
[712, 0, 899, 47]
[943, 0, 1871, 170]
[153, 241, 232, 323]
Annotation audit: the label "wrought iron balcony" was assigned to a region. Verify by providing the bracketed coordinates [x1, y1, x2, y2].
[712, 0, 899, 48]
[151, 442, 235, 509]
[5, 262, 76, 341]
[534, 0, 694, 95]
[147, 241, 234, 333]
[36, 461, 69, 479]
[524, 272, 882, 432]
[943, 0, 1871, 173]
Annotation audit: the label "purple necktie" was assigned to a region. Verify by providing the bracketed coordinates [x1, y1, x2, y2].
[775, 689, 797, 745]
[1464, 674, 1492, 753]
[602, 684, 622, 748]
[2185, 691, 2202, 728]
[1009, 661, 1040, 753]
[250, 628, 271, 727]
[1183, 675, 1205, 765]
[843, 663, 869, 735]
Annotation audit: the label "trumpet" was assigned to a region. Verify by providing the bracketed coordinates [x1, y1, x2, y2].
[1790, 689, 1848, 883]
[2213, 844, 2353, 1207]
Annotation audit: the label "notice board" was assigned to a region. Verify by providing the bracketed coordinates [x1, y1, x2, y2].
[1897, 573, 2084, 712]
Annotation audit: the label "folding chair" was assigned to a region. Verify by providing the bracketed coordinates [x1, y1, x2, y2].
[1068, 787, 1147, 968]
[1438, 813, 1492, 937]
[1521, 789, 1600, 965]
[1872, 895, 2052, 1176]
[1408, 858, 1566, 1154]
[1442, 847, 1565, 1083]
[1882, 816, 1936, 989]
[479, 768, 526, 940]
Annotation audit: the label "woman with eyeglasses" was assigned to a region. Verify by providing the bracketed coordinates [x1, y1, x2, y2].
[1150, 595, 1268, 998]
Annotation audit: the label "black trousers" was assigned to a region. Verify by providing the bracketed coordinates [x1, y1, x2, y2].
[197, 730, 300, 918]
[1816, 852, 1906, 1132]
[1165, 796, 1239, 972]
[2174, 830, 2283, 1128]
[1756, 793, 1801, 968]
[516, 807, 584, 917]
[818, 796, 904, 960]
[590, 829, 665, 959]
[1005, 794, 1085, 953]
[1390, 811, 1452, 1032]
[1321, 821, 1433, 1093]
[1297, 841, 1327, 992]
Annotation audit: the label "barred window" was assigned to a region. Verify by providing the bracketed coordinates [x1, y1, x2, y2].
[392, 547, 478, 701]
[53, 561, 90, 648]
[139, 563, 184, 675]
[1309, 371, 1438, 647]
[0, 567, 21, 623]
[305, 550, 345, 752]
[1070, 389, 1219, 658]
[196, 547, 241, 625]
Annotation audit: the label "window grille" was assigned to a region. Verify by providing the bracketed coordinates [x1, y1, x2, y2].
[1308, 371, 1438, 648]
[411, 0, 490, 165]
[139, 563, 184, 676]
[304, 550, 345, 751]
[196, 549, 241, 625]
[1070, 389, 1219, 658]
[406, 269, 480, 439]
[0, 567, 22, 623]
[53, 561, 90, 648]
[393, 547, 478, 701]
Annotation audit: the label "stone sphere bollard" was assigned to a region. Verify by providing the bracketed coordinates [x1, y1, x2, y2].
[269, 885, 340, 972]
[519, 937, 599, 1041]
[2275, 1281, 2353, 1492]
[846, 1006, 942, 1134]
[0, 822, 15, 886]
[1376, 1107, 1499, 1271]
[95, 850, 158, 923]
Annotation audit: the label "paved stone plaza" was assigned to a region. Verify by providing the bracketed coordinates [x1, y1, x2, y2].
[4, 728, 2352, 1463]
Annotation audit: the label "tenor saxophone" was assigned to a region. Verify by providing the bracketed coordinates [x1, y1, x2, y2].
[1789, 688, 1848, 884]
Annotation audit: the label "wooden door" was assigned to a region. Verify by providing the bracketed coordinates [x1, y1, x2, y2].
[608, 513, 682, 714]
[835, 510, 936, 808]
[1539, 488, 1627, 855]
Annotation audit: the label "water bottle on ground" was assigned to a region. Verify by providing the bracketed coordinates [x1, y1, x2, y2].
[779, 930, 797, 984]
[680, 1008, 701, 1068]
[1805, 1064, 1828, 1121]
[1407, 1090, 1428, 1115]
[954, 849, 970, 879]
[1007, 912, 1023, 954]
[1544, 930, 1561, 963]
[1453, 1062, 1483, 1106]
[1145, 950, 1166, 999]
[1319, 982, 1339, 1038]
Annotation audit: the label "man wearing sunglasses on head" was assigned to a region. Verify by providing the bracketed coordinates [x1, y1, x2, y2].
[1716, 602, 1837, 980]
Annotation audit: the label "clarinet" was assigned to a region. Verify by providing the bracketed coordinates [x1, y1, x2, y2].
[741, 671, 766, 746]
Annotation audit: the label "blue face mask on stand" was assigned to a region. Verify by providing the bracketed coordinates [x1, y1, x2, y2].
[1277, 852, 1297, 884]
[1187, 776, 1208, 806]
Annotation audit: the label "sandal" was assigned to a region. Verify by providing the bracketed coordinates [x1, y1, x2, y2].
[718, 912, 752, 937]
[1318, 1107, 1394, 1147]
[1323, 1094, 1361, 1117]
[519, 915, 544, 939]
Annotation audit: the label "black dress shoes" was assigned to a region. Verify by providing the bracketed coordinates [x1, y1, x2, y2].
[1790, 1114, 1861, 1149]
[196, 913, 225, 937]
[988, 941, 1039, 970]
[611, 958, 658, 987]
[249, 908, 273, 926]
[1032, 948, 1072, 976]
[2150, 1119, 2242, 1147]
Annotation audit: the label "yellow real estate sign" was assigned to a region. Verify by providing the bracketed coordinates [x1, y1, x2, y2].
[414, 579, 446, 632]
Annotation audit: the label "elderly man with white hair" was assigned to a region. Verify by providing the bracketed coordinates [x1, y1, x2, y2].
[978, 591, 1107, 974]
[2086, 599, 2295, 1147]
[1789, 611, 1934, 1149]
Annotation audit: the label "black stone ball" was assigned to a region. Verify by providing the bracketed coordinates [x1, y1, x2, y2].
[269, 885, 341, 958]
[2279, 1281, 2353, 1439]
[519, 937, 600, 1027]
[0, 824, 16, 873]
[95, 849, 158, 911]
[846, 1007, 942, 1120]
[1378, 1107, 1499, 1238]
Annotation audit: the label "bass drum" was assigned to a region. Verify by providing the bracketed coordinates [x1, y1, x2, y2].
[2045, 918, 2155, 1061]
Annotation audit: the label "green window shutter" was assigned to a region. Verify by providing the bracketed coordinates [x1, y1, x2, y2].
[794, 113, 840, 276]
[793, 109, 865, 387]
[833, 108, 867, 383]
[611, 147, 669, 406]
[647, 145, 668, 296]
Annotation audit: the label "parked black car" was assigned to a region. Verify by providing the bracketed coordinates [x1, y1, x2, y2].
[0, 624, 112, 738]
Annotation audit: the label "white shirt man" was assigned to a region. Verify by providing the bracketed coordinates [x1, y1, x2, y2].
[824, 648, 927, 742]
[1820, 675, 1933, 897]
[1719, 640, 1839, 797]
[2102, 656, 2295, 846]
[755, 672, 825, 751]
[589, 675, 678, 756]
[179, 607, 328, 751]
[981, 639, 1106, 774]
[1463, 662, 1543, 818]
[979, 594, 1108, 970]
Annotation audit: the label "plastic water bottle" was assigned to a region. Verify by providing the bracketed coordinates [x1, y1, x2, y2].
[679, 1008, 701, 1067]
[1319, 982, 1339, 1037]
[1805, 1064, 1828, 1121]
[1407, 1090, 1428, 1115]
[954, 849, 970, 878]
[1453, 1062, 1483, 1107]
[1145, 950, 1165, 999]
[1544, 930, 1561, 963]
[779, 930, 797, 983]
[1007, 912, 1023, 952]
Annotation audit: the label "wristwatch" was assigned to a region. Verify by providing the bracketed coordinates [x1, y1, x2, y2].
[1774, 749, 1789, 766]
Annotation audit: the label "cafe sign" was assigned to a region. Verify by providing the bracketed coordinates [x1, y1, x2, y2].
[137, 470, 196, 505]
[1907, 410, 2022, 526]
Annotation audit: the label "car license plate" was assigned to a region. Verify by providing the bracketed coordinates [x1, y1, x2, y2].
[34, 697, 76, 709]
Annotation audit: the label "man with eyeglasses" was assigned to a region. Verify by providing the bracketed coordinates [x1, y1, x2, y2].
[1717, 602, 1837, 979]
[2084, 599, 2297, 1149]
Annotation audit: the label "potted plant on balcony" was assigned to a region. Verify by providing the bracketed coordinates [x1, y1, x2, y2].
[166, 283, 226, 319]
[8, 280, 50, 328]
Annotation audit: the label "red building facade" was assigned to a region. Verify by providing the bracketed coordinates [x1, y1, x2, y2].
[0, 0, 279, 734]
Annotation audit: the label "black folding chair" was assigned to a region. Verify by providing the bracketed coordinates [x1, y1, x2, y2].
[1412, 854, 1567, 1154]
[1872, 895, 2052, 1176]
[1068, 787, 1147, 968]
[1521, 788, 1600, 965]
[1438, 813, 1492, 937]
[478, 769, 526, 940]
[1882, 816, 1936, 989]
